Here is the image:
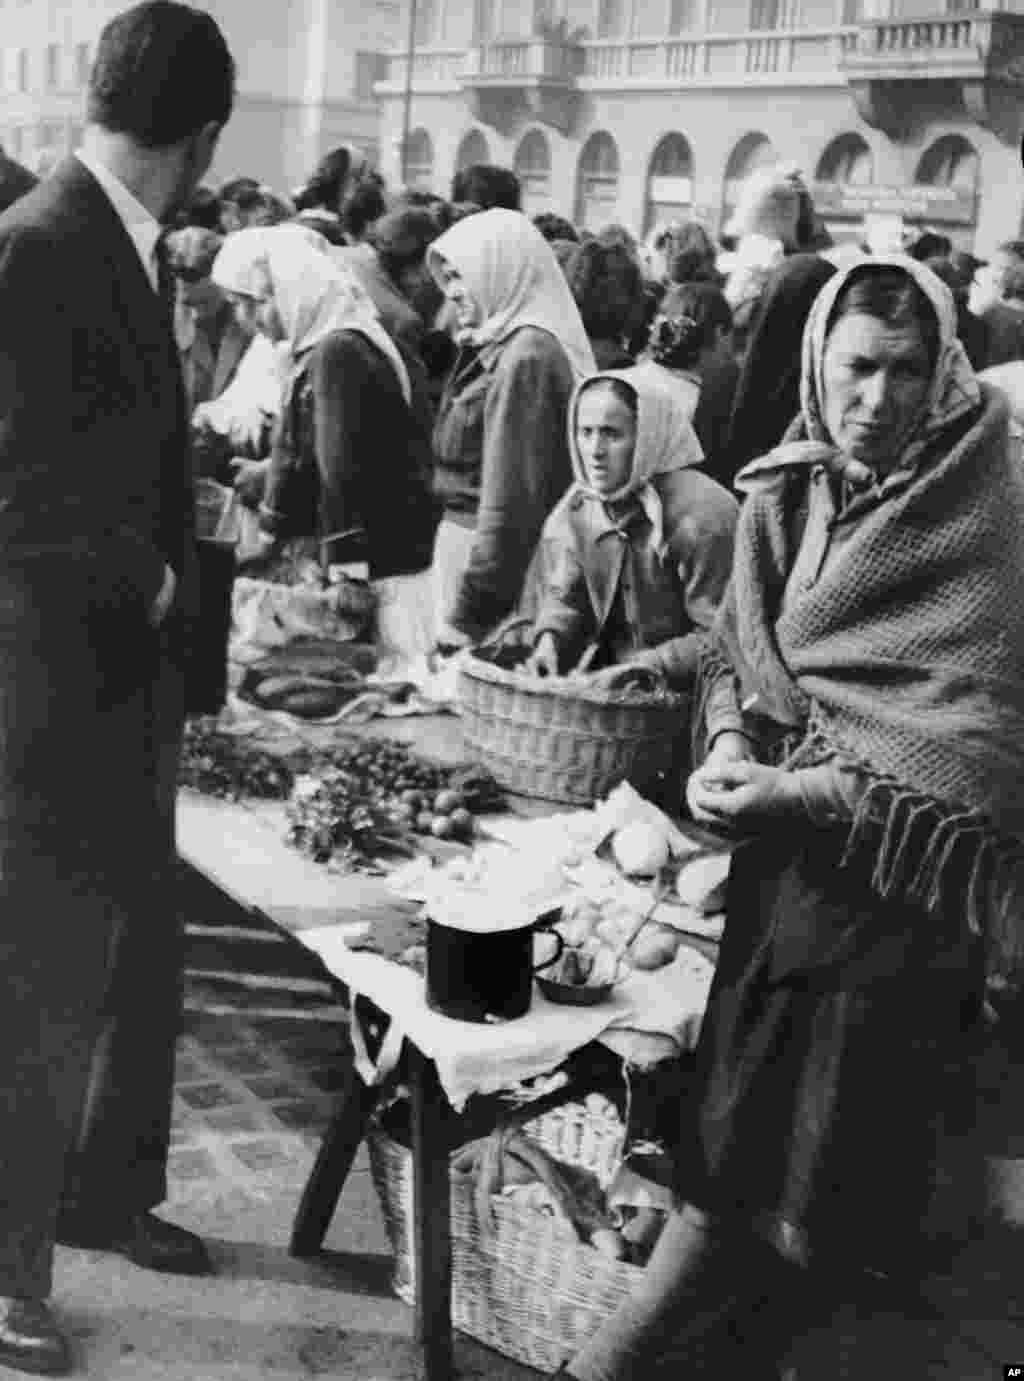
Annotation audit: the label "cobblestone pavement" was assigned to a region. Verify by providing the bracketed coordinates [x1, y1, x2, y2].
[29, 864, 1024, 1380]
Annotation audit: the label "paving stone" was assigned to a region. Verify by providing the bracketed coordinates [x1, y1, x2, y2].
[240, 1074, 309, 1101]
[178, 1082, 245, 1111]
[209, 1047, 274, 1076]
[199, 1106, 269, 1135]
[166, 1148, 220, 1181]
[271, 1099, 333, 1132]
[230, 1139, 306, 1173]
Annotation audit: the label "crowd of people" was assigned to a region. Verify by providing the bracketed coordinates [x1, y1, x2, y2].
[0, 2, 1022, 1379]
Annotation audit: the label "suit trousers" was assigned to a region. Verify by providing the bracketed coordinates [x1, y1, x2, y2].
[61, 636, 186, 1225]
[0, 557, 165, 1299]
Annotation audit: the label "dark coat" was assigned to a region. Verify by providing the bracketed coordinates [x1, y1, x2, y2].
[0, 156, 194, 1291]
[260, 330, 439, 580]
[0, 151, 37, 215]
[432, 325, 576, 640]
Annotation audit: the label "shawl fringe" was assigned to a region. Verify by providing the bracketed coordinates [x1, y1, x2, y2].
[839, 774, 1024, 980]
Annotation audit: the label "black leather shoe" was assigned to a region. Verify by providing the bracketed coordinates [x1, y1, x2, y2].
[58, 1211, 213, 1277]
[0, 1299, 71, 1376]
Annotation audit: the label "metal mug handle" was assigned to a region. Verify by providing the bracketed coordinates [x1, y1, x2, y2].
[531, 916, 565, 976]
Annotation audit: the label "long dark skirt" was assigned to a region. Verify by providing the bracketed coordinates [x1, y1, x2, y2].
[678, 824, 984, 1276]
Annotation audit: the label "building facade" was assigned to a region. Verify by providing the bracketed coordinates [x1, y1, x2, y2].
[375, 0, 1024, 253]
[0, 0, 401, 195]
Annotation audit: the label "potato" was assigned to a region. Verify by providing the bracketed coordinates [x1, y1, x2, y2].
[588, 945, 619, 987]
[533, 931, 560, 967]
[629, 923, 682, 971]
[612, 822, 670, 877]
[558, 912, 595, 948]
[675, 852, 730, 911]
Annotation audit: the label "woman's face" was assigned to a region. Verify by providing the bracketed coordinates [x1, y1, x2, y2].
[821, 311, 931, 474]
[436, 260, 481, 332]
[575, 385, 637, 495]
[228, 289, 285, 344]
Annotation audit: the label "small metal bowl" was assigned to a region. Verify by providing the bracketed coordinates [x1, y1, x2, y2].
[536, 975, 615, 1006]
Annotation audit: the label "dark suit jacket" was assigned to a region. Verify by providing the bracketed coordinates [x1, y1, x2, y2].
[0, 153, 37, 215]
[0, 157, 193, 625]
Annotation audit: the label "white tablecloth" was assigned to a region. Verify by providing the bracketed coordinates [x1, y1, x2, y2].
[300, 928, 714, 1112]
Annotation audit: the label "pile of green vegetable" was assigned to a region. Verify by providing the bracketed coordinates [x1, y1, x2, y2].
[179, 720, 504, 869]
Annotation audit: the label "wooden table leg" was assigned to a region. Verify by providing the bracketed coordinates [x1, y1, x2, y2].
[408, 1045, 453, 1380]
[290, 1058, 380, 1257]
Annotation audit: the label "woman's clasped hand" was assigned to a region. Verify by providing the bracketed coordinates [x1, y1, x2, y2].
[687, 755, 802, 830]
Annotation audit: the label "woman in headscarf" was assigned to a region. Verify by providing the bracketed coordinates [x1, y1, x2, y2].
[211, 224, 439, 658]
[427, 208, 595, 650]
[632, 282, 738, 487]
[724, 251, 838, 490]
[551, 258, 1024, 1380]
[525, 367, 737, 689]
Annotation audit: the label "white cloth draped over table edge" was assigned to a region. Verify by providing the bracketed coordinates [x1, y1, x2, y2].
[298, 929, 714, 1112]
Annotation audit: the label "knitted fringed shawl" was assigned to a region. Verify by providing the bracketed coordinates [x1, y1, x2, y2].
[713, 383, 1024, 978]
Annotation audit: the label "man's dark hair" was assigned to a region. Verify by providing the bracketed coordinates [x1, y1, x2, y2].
[449, 164, 520, 211]
[533, 212, 579, 244]
[88, 1, 235, 148]
[341, 179, 387, 241]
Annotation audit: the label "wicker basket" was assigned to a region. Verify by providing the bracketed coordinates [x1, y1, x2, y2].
[368, 1101, 642, 1373]
[457, 649, 691, 807]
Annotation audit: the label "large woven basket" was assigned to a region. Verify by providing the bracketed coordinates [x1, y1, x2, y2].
[457, 650, 691, 807]
[368, 1100, 642, 1373]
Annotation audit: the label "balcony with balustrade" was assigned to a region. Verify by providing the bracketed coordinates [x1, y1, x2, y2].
[457, 30, 585, 133]
[839, 8, 1024, 138]
[577, 29, 854, 85]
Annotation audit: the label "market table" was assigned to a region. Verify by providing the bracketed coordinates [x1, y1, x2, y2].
[177, 713, 714, 1380]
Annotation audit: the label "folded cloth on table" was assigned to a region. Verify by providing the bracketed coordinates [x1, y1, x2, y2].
[298, 927, 714, 1110]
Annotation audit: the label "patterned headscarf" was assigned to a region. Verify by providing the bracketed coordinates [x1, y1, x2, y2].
[427, 208, 595, 378]
[212, 223, 411, 403]
[737, 255, 981, 492]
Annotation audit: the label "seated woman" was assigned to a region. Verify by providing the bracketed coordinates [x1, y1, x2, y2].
[552, 258, 1024, 1380]
[526, 369, 738, 692]
[211, 224, 439, 662]
[427, 208, 595, 650]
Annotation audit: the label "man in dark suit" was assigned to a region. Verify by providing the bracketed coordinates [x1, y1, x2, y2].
[0, 146, 37, 214]
[0, 4, 234, 1374]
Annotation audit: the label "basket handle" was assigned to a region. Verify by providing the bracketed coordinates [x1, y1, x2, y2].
[475, 614, 535, 654]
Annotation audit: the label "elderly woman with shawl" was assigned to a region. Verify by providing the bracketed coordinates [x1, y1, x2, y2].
[426, 208, 595, 650]
[211, 224, 437, 584]
[525, 368, 737, 689]
[552, 258, 1024, 1380]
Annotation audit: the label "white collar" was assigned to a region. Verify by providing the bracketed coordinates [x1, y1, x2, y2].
[76, 151, 163, 290]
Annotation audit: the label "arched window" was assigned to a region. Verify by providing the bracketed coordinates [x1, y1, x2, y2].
[816, 132, 873, 186]
[455, 128, 491, 173]
[721, 132, 776, 229]
[913, 134, 979, 234]
[403, 128, 434, 192]
[915, 134, 978, 192]
[514, 129, 552, 215]
[575, 131, 620, 231]
[645, 133, 695, 235]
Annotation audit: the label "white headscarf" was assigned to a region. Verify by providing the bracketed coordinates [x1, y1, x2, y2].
[427, 208, 595, 379]
[568, 366, 704, 559]
[211, 224, 411, 404]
